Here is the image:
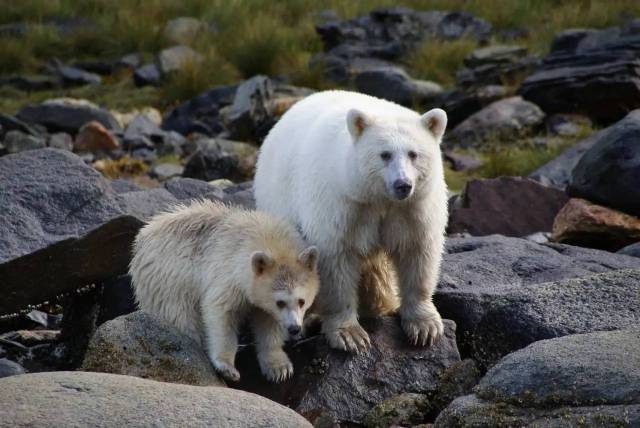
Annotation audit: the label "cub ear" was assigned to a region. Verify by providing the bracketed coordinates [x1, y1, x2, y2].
[347, 109, 371, 139]
[421, 108, 448, 142]
[251, 251, 274, 276]
[298, 246, 318, 272]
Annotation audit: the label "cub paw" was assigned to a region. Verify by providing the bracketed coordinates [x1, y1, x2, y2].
[259, 351, 294, 383]
[325, 323, 371, 353]
[212, 359, 240, 382]
[401, 309, 444, 347]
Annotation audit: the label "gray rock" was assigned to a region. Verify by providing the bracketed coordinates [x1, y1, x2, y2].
[110, 179, 142, 194]
[120, 188, 178, 221]
[364, 393, 430, 428]
[0, 113, 42, 136]
[0, 149, 142, 315]
[163, 177, 225, 201]
[0, 359, 25, 378]
[457, 45, 537, 89]
[618, 242, 640, 258]
[225, 75, 274, 142]
[439, 85, 507, 128]
[47, 132, 73, 151]
[0, 74, 59, 91]
[49, 60, 102, 87]
[16, 98, 121, 134]
[133, 63, 161, 87]
[464, 45, 528, 68]
[445, 96, 545, 149]
[150, 163, 184, 181]
[442, 151, 482, 172]
[354, 67, 441, 107]
[114, 53, 143, 70]
[82, 311, 222, 386]
[568, 109, 640, 217]
[435, 329, 640, 427]
[183, 147, 240, 182]
[124, 114, 162, 140]
[0, 371, 312, 427]
[3, 130, 46, 154]
[156, 45, 203, 75]
[163, 17, 206, 45]
[435, 235, 640, 367]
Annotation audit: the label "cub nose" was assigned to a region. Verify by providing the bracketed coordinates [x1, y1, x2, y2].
[393, 179, 413, 199]
[288, 325, 301, 336]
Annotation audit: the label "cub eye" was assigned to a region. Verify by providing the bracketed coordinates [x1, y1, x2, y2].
[276, 300, 286, 309]
[408, 150, 418, 161]
[380, 151, 392, 161]
[298, 299, 305, 308]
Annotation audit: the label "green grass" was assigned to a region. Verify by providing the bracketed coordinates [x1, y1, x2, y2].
[408, 39, 478, 86]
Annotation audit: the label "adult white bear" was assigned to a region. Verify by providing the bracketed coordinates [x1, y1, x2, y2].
[254, 90, 448, 353]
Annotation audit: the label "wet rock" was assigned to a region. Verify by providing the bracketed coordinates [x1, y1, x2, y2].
[445, 97, 544, 149]
[0, 371, 312, 427]
[568, 109, 640, 217]
[436, 329, 640, 427]
[82, 311, 222, 386]
[0, 359, 25, 379]
[552, 198, 640, 251]
[163, 17, 207, 45]
[156, 45, 203, 75]
[3, 130, 46, 154]
[133, 63, 161, 87]
[224, 75, 274, 142]
[17, 98, 121, 134]
[448, 177, 569, 237]
[74, 121, 120, 152]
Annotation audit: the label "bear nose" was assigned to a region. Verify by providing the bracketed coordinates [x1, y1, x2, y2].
[393, 179, 412, 199]
[288, 325, 301, 336]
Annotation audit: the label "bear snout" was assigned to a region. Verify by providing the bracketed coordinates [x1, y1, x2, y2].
[393, 179, 413, 200]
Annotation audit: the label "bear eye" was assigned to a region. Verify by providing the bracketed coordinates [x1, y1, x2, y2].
[380, 151, 392, 161]
[408, 150, 418, 161]
[276, 300, 286, 309]
[298, 299, 305, 308]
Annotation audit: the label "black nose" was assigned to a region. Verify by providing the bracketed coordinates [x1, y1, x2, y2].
[393, 179, 412, 198]
[288, 325, 301, 336]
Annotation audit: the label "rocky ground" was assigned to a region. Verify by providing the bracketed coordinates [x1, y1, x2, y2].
[1, 6, 640, 428]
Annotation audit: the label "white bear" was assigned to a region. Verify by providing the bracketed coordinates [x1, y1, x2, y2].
[129, 200, 319, 382]
[254, 90, 448, 353]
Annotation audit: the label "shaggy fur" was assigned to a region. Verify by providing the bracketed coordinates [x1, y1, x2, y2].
[130, 200, 319, 382]
[254, 90, 448, 353]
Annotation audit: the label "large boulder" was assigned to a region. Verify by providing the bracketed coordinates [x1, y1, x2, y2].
[224, 75, 274, 142]
[445, 96, 545, 149]
[0, 149, 141, 315]
[519, 24, 640, 123]
[551, 198, 640, 251]
[235, 317, 461, 425]
[567, 109, 640, 217]
[354, 67, 442, 107]
[82, 311, 222, 386]
[435, 329, 640, 427]
[435, 235, 640, 367]
[0, 371, 312, 427]
[448, 177, 569, 237]
[456, 45, 537, 89]
[16, 98, 121, 134]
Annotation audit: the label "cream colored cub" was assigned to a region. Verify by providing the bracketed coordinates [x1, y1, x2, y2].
[130, 200, 319, 383]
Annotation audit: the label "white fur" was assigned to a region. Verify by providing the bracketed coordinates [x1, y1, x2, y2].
[129, 200, 319, 382]
[254, 90, 448, 352]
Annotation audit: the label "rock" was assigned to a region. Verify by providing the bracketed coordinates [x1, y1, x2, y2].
[150, 163, 184, 181]
[0, 359, 25, 379]
[567, 109, 640, 217]
[519, 25, 640, 123]
[163, 177, 225, 201]
[74, 121, 120, 152]
[0, 371, 313, 427]
[133, 63, 161, 87]
[17, 98, 121, 134]
[163, 17, 206, 45]
[183, 147, 240, 182]
[364, 393, 430, 428]
[110, 179, 142, 194]
[120, 188, 178, 221]
[618, 242, 640, 258]
[96, 274, 137, 326]
[221, 182, 255, 209]
[448, 177, 569, 237]
[435, 235, 640, 367]
[435, 11, 492, 41]
[225, 75, 274, 142]
[439, 85, 507, 128]
[442, 151, 482, 172]
[0, 113, 41, 137]
[0, 149, 142, 315]
[464, 45, 528, 68]
[156, 45, 203, 75]
[435, 329, 640, 427]
[47, 132, 73, 151]
[445, 97, 545, 149]
[354, 67, 442, 107]
[552, 198, 640, 251]
[545, 113, 591, 136]
[3, 130, 46, 154]
[236, 317, 461, 425]
[456, 45, 537, 89]
[82, 311, 222, 386]
[0, 74, 59, 91]
[430, 359, 482, 414]
[48, 60, 102, 87]
[114, 53, 143, 70]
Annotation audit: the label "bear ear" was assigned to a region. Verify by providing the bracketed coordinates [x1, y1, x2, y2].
[421, 108, 448, 142]
[347, 109, 371, 139]
[251, 251, 275, 276]
[298, 246, 318, 272]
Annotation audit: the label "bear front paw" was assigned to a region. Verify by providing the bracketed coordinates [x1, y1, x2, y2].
[325, 323, 371, 353]
[259, 351, 294, 383]
[212, 358, 241, 382]
[401, 310, 444, 347]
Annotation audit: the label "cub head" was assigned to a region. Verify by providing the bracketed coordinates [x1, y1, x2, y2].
[249, 246, 319, 340]
[346, 107, 447, 201]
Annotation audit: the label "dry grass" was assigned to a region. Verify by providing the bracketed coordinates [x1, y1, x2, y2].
[93, 156, 148, 179]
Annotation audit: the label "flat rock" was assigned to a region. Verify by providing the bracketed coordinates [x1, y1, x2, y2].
[82, 311, 222, 386]
[445, 96, 545, 149]
[435, 329, 640, 427]
[162, 177, 225, 201]
[552, 198, 640, 251]
[448, 177, 569, 237]
[568, 109, 640, 217]
[0, 371, 312, 428]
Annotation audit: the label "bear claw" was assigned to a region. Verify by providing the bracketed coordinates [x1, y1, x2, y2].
[259, 353, 294, 383]
[212, 359, 241, 382]
[326, 323, 371, 353]
[401, 313, 444, 347]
